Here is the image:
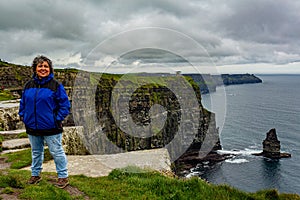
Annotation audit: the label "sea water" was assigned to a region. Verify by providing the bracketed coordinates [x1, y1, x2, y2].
[197, 75, 300, 194]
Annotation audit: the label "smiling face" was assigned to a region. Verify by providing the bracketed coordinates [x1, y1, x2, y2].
[36, 61, 51, 79]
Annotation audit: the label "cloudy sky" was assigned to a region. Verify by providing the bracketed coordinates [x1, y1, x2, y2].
[1, 0, 300, 74]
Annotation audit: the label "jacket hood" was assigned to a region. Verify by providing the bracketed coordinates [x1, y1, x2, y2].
[33, 73, 54, 85]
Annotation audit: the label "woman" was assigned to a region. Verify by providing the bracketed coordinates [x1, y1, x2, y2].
[19, 55, 70, 188]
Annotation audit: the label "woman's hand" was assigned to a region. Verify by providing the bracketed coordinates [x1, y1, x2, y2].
[57, 121, 63, 128]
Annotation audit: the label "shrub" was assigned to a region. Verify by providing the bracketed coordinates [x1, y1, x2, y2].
[1, 187, 14, 194]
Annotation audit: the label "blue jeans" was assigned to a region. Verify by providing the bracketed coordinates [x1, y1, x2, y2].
[28, 133, 68, 178]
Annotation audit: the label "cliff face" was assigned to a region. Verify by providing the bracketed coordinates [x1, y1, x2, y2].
[71, 73, 220, 164]
[1, 61, 221, 169]
[0, 61, 32, 91]
[183, 74, 217, 94]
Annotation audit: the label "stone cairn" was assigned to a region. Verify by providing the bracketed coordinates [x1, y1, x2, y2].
[253, 128, 291, 159]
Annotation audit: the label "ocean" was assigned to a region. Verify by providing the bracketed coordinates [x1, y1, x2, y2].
[197, 75, 300, 194]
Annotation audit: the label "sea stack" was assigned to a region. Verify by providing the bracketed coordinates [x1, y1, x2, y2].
[254, 128, 291, 159]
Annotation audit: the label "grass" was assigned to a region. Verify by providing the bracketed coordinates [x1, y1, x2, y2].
[1, 148, 52, 169]
[0, 167, 299, 200]
[0, 147, 299, 199]
[0, 170, 72, 199]
[0, 90, 15, 101]
[0, 132, 28, 142]
[17, 132, 28, 139]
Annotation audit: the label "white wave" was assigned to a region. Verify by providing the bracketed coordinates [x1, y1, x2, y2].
[225, 158, 249, 164]
[249, 145, 259, 149]
[217, 149, 261, 156]
[185, 171, 202, 178]
[202, 161, 209, 165]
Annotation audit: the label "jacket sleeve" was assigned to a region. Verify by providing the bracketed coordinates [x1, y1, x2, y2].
[18, 88, 26, 118]
[55, 84, 71, 121]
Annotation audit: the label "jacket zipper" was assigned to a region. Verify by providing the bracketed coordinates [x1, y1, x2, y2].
[34, 85, 40, 129]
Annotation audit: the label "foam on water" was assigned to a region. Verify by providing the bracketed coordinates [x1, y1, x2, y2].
[225, 158, 249, 164]
[217, 148, 261, 156]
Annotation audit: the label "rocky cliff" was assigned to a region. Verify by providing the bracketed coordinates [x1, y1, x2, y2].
[1, 60, 221, 172]
[70, 73, 220, 165]
[0, 60, 77, 97]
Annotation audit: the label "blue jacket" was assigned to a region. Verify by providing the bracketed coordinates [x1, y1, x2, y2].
[19, 73, 70, 135]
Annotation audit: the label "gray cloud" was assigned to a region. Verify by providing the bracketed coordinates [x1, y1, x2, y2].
[1, 0, 300, 72]
[217, 0, 300, 43]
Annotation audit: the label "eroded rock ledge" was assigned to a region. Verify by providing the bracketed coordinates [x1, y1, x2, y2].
[253, 128, 291, 159]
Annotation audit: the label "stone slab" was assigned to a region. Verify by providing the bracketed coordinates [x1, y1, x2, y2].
[0, 100, 20, 108]
[22, 148, 171, 177]
[0, 148, 30, 155]
[0, 129, 26, 135]
[2, 138, 30, 150]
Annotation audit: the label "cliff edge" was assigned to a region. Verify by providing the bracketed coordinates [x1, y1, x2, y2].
[1, 60, 221, 174]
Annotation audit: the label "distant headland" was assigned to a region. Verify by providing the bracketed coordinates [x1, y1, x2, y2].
[183, 73, 262, 94]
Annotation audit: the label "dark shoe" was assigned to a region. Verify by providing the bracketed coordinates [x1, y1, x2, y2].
[55, 177, 69, 188]
[28, 176, 42, 184]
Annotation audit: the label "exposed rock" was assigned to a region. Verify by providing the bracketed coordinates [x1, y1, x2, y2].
[62, 126, 90, 155]
[0, 129, 26, 135]
[173, 112, 225, 175]
[173, 151, 232, 176]
[0, 129, 26, 153]
[0, 103, 24, 131]
[0, 127, 89, 155]
[22, 148, 172, 177]
[253, 128, 291, 159]
[1, 138, 30, 150]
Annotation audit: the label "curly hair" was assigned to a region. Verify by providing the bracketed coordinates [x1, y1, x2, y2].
[32, 55, 53, 74]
